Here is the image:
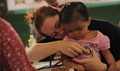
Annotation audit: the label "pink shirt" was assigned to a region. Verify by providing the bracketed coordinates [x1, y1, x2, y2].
[63, 31, 110, 59]
[0, 18, 36, 71]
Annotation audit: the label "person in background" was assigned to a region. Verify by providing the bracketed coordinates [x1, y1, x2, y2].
[25, 5, 120, 71]
[60, 2, 116, 71]
[0, 17, 36, 71]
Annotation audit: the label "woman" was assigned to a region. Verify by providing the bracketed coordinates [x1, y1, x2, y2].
[25, 6, 89, 61]
[25, 5, 120, 71]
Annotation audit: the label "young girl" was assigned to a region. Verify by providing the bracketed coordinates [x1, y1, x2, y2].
[59, 2, 116, 71]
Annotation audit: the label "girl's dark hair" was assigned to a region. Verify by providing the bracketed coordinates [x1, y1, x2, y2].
[59, 2, 89, 25]
[33, 6, 59, 36]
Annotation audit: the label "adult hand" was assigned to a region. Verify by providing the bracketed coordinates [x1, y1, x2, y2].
[72, 48, 107, 71]
[56, 40, 89, 58]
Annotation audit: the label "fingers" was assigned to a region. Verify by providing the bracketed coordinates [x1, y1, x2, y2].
[91, 48, 99, 58]
[72, 57, 89, 64]
[63, 52, 75, 58]
[72, 48, 100, 64]
[68, 43, 91, 57]
[91, 48, 96, 55]
[64, 49, 79, 58]
[74, 43, 90, 54]
[73, 65, 85, 71]
[69, 49, 79, 57]
[71, 44, 83, 55]
[72, 48, 96, 64]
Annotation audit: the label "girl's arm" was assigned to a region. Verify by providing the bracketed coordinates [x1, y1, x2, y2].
[101, 49, 116, 71]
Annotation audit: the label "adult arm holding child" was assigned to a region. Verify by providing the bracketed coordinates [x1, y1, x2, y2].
[73, 48, 107, 71]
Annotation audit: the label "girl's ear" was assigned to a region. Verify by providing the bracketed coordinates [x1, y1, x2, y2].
[87, 17, 91, 26]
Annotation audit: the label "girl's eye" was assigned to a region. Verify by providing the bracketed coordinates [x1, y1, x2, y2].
[77, 28, 82, 31]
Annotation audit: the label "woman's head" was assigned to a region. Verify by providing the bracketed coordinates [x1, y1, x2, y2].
[25, 6, 66, 39]
[59, 2, 91, 40]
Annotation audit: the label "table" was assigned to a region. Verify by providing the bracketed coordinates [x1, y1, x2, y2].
[32, 60, 74, 71]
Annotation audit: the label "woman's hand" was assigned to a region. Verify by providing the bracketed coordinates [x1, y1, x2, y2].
[72, 48, 107, 71]
[55, 40, 90, 58]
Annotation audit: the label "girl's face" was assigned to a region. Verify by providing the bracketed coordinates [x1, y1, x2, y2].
[40, 15, 66, 39]
[64, 19, 91, 40]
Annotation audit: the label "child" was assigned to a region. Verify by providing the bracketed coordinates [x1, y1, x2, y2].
[59, 2, 116, 71]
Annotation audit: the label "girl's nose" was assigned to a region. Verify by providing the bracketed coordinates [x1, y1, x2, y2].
[73, 31, 79, 35]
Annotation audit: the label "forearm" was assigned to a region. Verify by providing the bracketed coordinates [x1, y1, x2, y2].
[102, 50, 116, 65]
[26, 40, 87, 62]
[63, 57, 78, 68]
[26, 41, 61, 62]
[116, 60, 120, 71]
[101, 50, 116, 71]
[106, 55, 115, 66]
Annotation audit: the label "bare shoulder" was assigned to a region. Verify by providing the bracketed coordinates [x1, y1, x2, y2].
[90, 30, 98, 36]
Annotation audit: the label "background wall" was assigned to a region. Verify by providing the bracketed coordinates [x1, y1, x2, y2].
[87, 2, 120, 25]
[2, 14, 30, 45]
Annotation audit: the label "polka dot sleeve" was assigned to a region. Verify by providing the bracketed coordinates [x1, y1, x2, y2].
[0, 18, 36, 71]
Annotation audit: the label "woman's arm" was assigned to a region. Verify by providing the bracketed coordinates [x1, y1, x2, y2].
[62, 54, 85, 71]
[26, 40, 89, 62]
[73, 48, 107, 71]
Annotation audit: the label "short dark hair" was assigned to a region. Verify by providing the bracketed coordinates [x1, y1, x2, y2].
[59, 2, 89, 25]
